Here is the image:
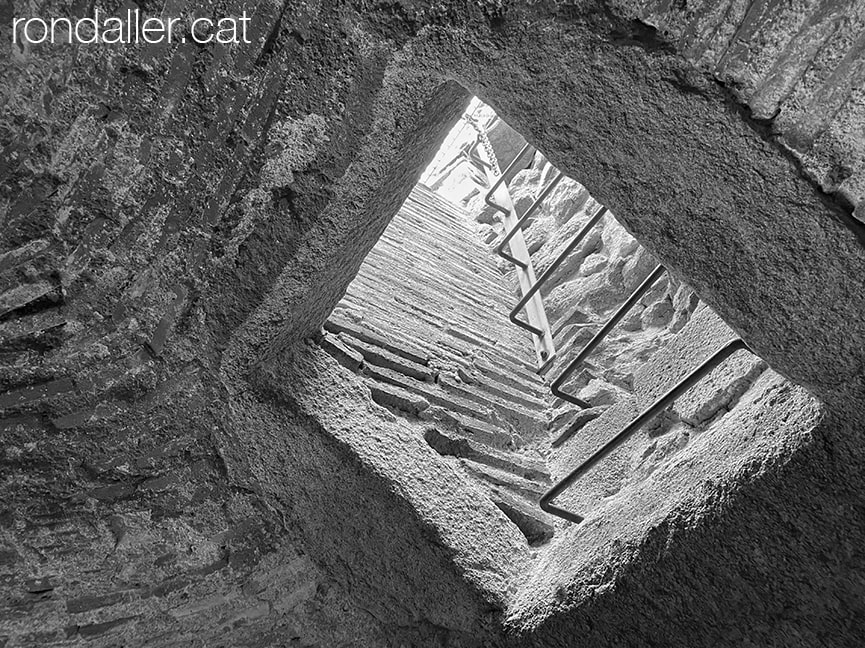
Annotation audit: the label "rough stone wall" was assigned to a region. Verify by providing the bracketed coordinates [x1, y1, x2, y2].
[0, 1, 471, 644]
[629, 0, 865, 222]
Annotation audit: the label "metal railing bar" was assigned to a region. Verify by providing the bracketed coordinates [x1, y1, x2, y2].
[495, 171, 565, 269]
[540, 338, 750, 523]
[509, 206, 608, 337]
[551, 264, 667, 406]
[478, 138, 556, 370]
[484, 143, 535, 213]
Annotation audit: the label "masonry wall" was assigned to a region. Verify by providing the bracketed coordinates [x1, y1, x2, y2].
[634, 0, 865, 223]
[0, 1, 470, 644]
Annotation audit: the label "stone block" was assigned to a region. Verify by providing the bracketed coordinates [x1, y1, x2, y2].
[369, 380, 430, 416]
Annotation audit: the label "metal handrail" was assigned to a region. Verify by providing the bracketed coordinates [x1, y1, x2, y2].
[480, 140, 556, 370]
[484, 143, 535, 215]
[540, 338, 750, 523]
[495, 172, 565, 269]
[551, 264, 667, 407]
[509, 206, 608, 338]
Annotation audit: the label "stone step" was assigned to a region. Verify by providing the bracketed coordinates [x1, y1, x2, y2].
[338, 332, 435, 382]
[342, 267, 535, 362]
[319, 333, 363, 372]
[472, 355, 548, 399]
[423, 427, 549, 482]
[475, 352, 546, 389]
[362, 363, 499, 424]
[361, 243, 508, 307]
[337, 290, 485, 356]
[333, 301, 539, 384]
[490, 488, 555, 546]
[420, 406, 516, 449]
[438, 373, 546, 433]
[334, 320, 544, 421]
[324, 314, 429, 366]
[347, 268, 507, 336]
[366, 379, 431, 416]
[460, 459, 546, 501]
[350, 264, 500, 328]
[457, 365, 547, 412]
[444, 322, 517, 355]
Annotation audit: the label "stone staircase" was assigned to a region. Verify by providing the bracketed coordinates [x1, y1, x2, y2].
[321, 184, 556, 545]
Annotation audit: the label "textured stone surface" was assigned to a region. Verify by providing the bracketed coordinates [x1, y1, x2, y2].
[1, 0, 470, 643]
[507, 377, 865, 647]
[548, 306, 769, 518]
[258, 343, 530, 634]
[631, 0, 865, 211]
